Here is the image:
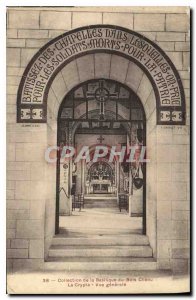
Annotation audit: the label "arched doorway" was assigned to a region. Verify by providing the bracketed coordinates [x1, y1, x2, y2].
[56, 78, 146, 237]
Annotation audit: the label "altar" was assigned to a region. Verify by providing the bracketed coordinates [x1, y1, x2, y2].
[85, 161, 116, 194]
[92, 179, 111, 193]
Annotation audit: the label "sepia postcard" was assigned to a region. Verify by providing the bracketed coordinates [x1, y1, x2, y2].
[6, 5, 190, 294]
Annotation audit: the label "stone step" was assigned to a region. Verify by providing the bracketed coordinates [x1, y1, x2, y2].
[48, 245, 152, 257]
[58, 228, 142, 237]
[84, 194, 116, 197]
[84, 199, 117, 203]
[84, 206, 118, 208]
[52, 235, 149, 246]
[83, 196, 118, 210]
[84, 198, 117, 201]
[46, 256, 155, 262]
[44, 260, 157, 271]
[84, 204, 118, 209]
[84, 194, 117, 200]
[84, 201, 118, 204]
[84, 199, 117, 202]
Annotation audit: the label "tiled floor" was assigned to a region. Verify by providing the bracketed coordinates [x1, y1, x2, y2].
[59, 206, 143, 235]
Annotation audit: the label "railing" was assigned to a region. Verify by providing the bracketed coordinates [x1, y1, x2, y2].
[59, 187, 69, 198]
[72, 194, 84, 212]
[118, 193, 129, 212]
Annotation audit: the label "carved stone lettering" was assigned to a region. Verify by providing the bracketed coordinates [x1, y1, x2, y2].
[17, 25, 185, 125]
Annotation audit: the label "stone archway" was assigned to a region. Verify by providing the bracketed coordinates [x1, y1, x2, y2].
[17, 25, 185, 126]
[45, 53, 156, 253]
[15, 25, 187, 268]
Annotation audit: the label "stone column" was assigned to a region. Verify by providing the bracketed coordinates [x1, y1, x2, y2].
[59, 123, 73, 216]
[128, 166, 132, 217]
[116, 160, 119, 204]
[81, 160, 85, 194]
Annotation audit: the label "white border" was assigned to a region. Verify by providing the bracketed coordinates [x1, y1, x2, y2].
[1, 0, 194, 6]
[1, 1, 194, 299]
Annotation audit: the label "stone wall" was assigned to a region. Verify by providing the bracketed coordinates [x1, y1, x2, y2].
[6, 6, 190, 274]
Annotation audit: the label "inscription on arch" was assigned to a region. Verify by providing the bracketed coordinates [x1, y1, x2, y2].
[17, 25, 185, 125]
